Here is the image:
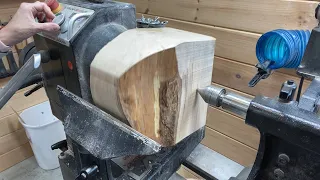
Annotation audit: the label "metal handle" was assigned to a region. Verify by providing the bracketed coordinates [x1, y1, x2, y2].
[24, 82, 44, 97]
[76, 165, 99, 180]
[68, 13, 92, 39]
[198, 85, 253, 118]
[51, 139, 68, 152]
[0, 54, 42, 109]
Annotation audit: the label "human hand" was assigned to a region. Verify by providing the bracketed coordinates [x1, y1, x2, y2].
[0, 1, 60, 46]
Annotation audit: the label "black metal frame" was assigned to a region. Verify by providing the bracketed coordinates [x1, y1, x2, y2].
[31, 1, 320, 180]
[57, 86, 205, 180]
[245, 95, 320, 180]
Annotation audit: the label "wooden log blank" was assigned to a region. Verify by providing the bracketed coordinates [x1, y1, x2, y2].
[90, 28, 215, 146]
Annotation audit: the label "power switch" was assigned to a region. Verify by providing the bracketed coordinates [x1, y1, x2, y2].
[47, 0, 63, 14]
[52, 13, 65, 26]
[53, 13, 68, 33]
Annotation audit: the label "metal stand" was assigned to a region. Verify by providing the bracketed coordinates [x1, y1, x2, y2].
[56, 86, 204, 180]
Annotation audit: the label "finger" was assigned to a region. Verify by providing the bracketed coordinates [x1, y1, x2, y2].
[34, 22, 60, 33]
[46, 18, 53, 22]
[37, 12, 45, 22]
[32, 1, 56, 20]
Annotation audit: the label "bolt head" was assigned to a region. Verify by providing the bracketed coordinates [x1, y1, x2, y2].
[81, 172, 87, 179]
[274, 168, 285, 179]
[279, 80, 297, 102]
[277, 154, 290, 166]
[287, 80, 294, 85]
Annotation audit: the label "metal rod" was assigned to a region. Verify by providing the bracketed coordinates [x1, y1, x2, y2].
[0, 54, 41, 109]
[183, 144, 244, 180]
[198, 85, 253, 119]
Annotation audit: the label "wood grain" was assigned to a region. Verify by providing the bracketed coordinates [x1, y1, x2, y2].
[121, 0, 315, 167]
[137, 13, 259, 67]
[196, 0, 317, 33]
[11, 85, 35, 99]
[0, 143, 33, 172]
[122, 0, 318, 33]
[0, 85, 41, 120]
[137, 13, 299, 77]
[202, 127, 257, 166]
[0, 8, 17, 23]
[0, 77, 12, 88]
[8, 88, 48, 112]
[0, 0, 34, 9]
[91, 28, 215, 146]
[0, 105, 15, 120]
[207, 107, 260, 149]
[177, 166, 203, 179]
[0, 129, 28, 156]
[0, 112, 23, 137]
[212, 57, 310, 97]
[0, 87, 48, 137]
[118, 48, 181, 146]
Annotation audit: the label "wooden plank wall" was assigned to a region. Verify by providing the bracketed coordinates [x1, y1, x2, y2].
[117, 0, 319, 172]
[0, 0, 48, 172]
[1, 0, 318, 175]
[0, 0, 34, 23]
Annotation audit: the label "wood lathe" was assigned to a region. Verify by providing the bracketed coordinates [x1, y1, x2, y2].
[2, 0, 320, 180]
[3, 0, 220, 179]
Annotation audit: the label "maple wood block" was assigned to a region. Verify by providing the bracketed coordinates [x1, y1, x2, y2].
[91, 28, 215, 146]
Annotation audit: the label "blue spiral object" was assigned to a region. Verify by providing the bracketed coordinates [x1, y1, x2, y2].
[256, 29, 311, 70]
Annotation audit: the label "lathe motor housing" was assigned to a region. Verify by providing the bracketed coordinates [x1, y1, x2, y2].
[34, 0, 136, 120]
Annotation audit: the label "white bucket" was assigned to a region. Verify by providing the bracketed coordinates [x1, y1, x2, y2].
[19, 101, 66, 170]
